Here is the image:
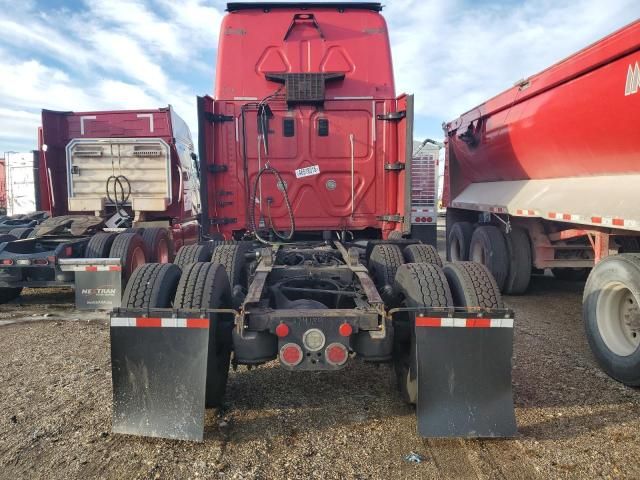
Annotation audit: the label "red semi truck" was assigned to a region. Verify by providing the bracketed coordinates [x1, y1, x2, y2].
[444, 20, 640, 385]
[109, 2, 517, 442]
[0, 107, 199, 303]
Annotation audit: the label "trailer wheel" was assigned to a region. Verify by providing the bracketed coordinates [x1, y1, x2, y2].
[469, 225, 509, 291]
[442, 262, 503, 308]
[8, 227, 33, 239]
[447, 221, 474, 262]
[109, 233, 146, 282]
[503, 227, 532, 295]
[369, 244, 404, 304]
[584, 254, 640, 385]
[174, 262, 233, 407]
[403, 244, 442, 267]
[85, 232, 118, 258]
[553, 268, 590, 281]
[211, 244, 249, 289]
[121, 263, 181, 308]
[142, 228, 173, 263]
[0, 287, 22, 305]
[393, 263, 453, 404]
[174, 244, 211, 270]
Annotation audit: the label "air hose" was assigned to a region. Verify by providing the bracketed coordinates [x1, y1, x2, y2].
[249, 164, 295, 244]
[106, 175, 131, 217]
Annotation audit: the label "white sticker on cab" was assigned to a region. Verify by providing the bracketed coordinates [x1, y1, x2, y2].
[295, 165, 320, 179]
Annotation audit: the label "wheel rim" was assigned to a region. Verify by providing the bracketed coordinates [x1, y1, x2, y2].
[130, 246, 146, 274]
[596, 281, 640, 356]
[450, 236, 462, 261]
[157, 239, 169, 263]
[470, 241, 486, 265]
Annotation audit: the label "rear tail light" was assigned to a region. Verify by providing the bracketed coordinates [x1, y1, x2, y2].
[338, 323, 353, 337]
[1, 259, 13, 265]
[33, 258, 49, 265]
[280, 343, 303, 367]
[64, 246, 73, 256]
[302, 328, 325, 351]
[325, 343, 348, 366]
[275, 323, 290, 338]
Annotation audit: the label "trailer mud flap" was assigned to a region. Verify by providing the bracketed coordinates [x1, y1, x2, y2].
[110, 315, 211, 442]
[415, 314, 517, 438]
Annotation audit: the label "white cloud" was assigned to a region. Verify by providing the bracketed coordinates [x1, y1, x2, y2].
[386, 0, 639, 139]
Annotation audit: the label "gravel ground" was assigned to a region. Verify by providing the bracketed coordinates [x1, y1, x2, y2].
[1, 232, 639, 479]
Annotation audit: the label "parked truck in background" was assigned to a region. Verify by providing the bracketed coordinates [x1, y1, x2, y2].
[443, 19, 640, 385]
[0, 106, 200, 303]
[4, 151, 36, 216]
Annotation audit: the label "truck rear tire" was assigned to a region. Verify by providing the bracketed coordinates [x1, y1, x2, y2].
[403, 244, 442, 267]
[85, 232, 118, 258]
[442, 262, 503, 308]
[211, 244, 248, 289]
[174, 262, 233, 407]
[447, 222, 474, 261]
[0, 287, 22, 305]
[583, 254, 640, 385]
[142, 228, 173, 263]
[9, 227, 33, 239]
[469, 225, 509, 291]
[121, 263, 181, 308]
[174, 244, 211, 270]
[369, 244, 404, 304]
[393, 263, 453, 404]
[109, 233, 147, 283]
[503, 227, 532, 295]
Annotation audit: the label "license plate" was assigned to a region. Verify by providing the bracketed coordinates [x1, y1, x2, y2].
[295, 165, 320, 178]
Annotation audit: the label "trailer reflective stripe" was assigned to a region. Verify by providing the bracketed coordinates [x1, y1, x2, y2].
[110, 317, 209, 328]
[416, 317, 513, 328]
[63, 265, 122, 272]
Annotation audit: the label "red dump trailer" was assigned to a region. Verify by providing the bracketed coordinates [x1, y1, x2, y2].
[444, 19, 640, 385]
[0, 107, 199, 303]
[109, 2, 517, 442]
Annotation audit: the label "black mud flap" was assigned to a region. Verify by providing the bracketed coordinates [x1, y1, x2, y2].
[110, 313, 211, 442]
[414, 311, 517, 438]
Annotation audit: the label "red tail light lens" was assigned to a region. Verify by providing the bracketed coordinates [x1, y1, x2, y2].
[64, 246, 73, 256]
[280, 343, 303, 367]
[325, 343, 348, 366]
[1, 259, 13, 265]
[275, 323, 290, 338]
[33, 258, 49, 265]
[338, 323, 353, 337]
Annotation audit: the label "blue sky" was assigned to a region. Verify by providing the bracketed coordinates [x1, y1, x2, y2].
[0, 0, 638, 153]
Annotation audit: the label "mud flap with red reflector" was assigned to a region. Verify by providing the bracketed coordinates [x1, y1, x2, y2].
[414, 311, 517, 438]
[110, 311, 211, 442]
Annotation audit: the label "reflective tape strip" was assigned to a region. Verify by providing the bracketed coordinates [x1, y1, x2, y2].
[416, 317, 513, 328]
[110, 317, 209, 328]
[66, 265, 122, 272]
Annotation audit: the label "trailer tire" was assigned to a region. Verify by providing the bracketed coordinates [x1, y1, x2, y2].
[403, 244, 442, 267]
[174, 262, 233, 407]
[85, 232, 118, 258]
[109, 233, 147, 283]
[142, 228, 173, 264]
[503, 227, 532, 295]
[388, 231, 403, 240]
[469, 225, 509, 291]
[0, 287, 22, 304]
[121, 263, 181, 308]
[174, 244, 212, 270]
[393, 263, 453, 404]
[9, 227, 33, 239]
[442, 262, 503, 308]
[211, 244, 248, 289]
[553, 268, 590, 281]
[447, 222, 474, 261]
[583, 254, 640, 385]
[369, 244, 404, 304]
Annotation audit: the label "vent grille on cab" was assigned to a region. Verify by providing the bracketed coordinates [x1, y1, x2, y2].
[265, 72, 344, 105]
